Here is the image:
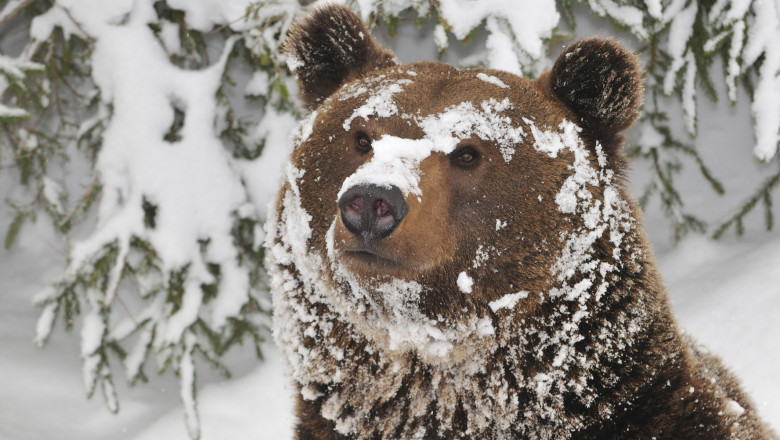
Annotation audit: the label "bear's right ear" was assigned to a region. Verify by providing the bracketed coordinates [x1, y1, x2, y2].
[284, 4, 398, 110]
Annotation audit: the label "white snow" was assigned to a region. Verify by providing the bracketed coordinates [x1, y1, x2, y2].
[337, 91, 523, 200]
[166, 0, 255, 32]
[660, 0, 688, 27]
[80, 308, 106, 359]
[33, 299, 57, 346]
[9, 2, 286, 438]
[0, 103, 28, 118]
[477, 72, 510, 89]
[682, 53, 698, 134]
[238, 107, 298, 219]
[41, 176, 65, 215]
[180, 333, 200, 440]
[30, 0, 262, 354]
[0, 52, 44, 119]
[637, 124, 665, 154]
[123, 321, 156, 381]
[742, 0, 780, 161]
[644, 0, 663, 20]
[0, 54, 43, 80]
[719, 0, 752, 24]
[417, 98, 523, 162]
[162, 285, 204, 343]
[477, 317, 495, 336]
[457, 271, 474, 293]
[725, 20, 745, 103]
[488, 291, 529, 312]
[131, 342, 295, 440]
[338, 135, 434, 198]
[433, 24, 448, 51]
[726, 399, 746, 417]
[342, 76, 413, 130]
[528, 119, 600, 215]
[244, 71, 270, 97]
[587, 0, 647, 39]
[663, 1, 698, 134]
[484, 17, 522, 75]
[0, 0, 25, 24]
[437, 0, 558, 60]
[285, 53, 303, 73]
[158, 20, 182, 55]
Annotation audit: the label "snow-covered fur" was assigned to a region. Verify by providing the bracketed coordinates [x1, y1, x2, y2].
[265, 5, 778, 440]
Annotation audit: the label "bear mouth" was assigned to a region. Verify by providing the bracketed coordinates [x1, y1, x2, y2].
[343, 249, 398, 266]
[338, 243, 411, 277]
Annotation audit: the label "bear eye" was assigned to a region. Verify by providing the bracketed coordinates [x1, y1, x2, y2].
[450, 147, 480, 169]
[355, 132, 372, 153]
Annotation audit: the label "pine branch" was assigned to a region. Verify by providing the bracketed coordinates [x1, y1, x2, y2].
[4, 210, 29, 249]
[713, 162, 780, 238]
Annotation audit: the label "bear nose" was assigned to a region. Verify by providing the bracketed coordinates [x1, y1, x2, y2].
[338, 184, 408, 241]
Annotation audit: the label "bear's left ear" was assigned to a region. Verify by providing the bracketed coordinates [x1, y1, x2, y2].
[549, 37, 644, 149]
[284, 4, 398, 110]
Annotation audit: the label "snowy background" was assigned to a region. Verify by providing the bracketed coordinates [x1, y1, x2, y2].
[1, 1, 779, 439]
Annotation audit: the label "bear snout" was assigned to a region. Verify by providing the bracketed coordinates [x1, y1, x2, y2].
[338, 184, 409, 242]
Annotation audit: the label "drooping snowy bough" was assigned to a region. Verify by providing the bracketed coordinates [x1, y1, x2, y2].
[266, 5, 778, 440]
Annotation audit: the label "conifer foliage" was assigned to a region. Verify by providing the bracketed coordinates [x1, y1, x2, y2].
[1, 0, 778, 438]
[2, 1, 300, 438]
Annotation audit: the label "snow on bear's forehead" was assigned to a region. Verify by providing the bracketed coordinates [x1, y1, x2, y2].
[334, 69, 525, 199]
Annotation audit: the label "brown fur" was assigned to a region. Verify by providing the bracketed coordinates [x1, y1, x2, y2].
[266, 4, 778, 439]
[550, 38, 644, 144]
[284, 4, 397, 110]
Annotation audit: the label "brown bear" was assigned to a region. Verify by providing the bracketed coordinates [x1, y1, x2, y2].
[265, 4, 778, 440]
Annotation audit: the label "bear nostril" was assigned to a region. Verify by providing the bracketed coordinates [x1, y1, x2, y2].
[348, 197, 365, 214]
[337, 184, 408, 241]
[375, 200, 389, 218]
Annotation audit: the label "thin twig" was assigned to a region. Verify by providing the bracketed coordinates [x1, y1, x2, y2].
[43, 238, 69, 258]
[60, 5, 94, 41]
[114, 268, 156, 335]
[211, 13, 248, 35]
[60, 172, 98, 227]
[115, 292, 142, 329]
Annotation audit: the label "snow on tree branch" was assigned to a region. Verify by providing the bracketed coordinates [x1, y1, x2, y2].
[5, 1, 295, 438]
[0, 54, 44, 121]
[437, 0, 558, 75]
[741, 0, 780, 162]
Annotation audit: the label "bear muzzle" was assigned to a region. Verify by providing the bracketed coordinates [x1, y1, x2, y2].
[338, 184, 409, 244]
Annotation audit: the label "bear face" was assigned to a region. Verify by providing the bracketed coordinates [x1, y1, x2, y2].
[293, 63, 583, 319]
[266, 4, 776, 440]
